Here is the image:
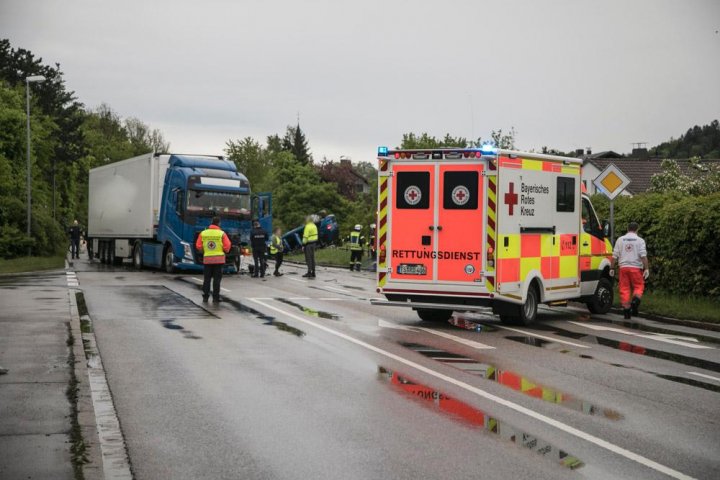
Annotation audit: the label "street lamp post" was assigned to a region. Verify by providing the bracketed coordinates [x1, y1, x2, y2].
[25, 75, 46, 256]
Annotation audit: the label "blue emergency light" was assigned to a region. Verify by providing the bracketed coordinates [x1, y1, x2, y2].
[480, 141, 498, 155]
[378, 146, 389, 156]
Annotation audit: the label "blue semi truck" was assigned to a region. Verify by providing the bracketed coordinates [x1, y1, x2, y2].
[87, 153, 271, 272]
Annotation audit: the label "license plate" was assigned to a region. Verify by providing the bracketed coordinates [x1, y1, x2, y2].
[397, 264, 427, 275]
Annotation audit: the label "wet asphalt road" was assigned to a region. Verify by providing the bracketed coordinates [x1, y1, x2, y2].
[68, 257, 720, 480]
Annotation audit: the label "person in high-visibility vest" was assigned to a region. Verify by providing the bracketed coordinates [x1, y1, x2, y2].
[348, 224, 365, 271]
[610, 221, 649, 319]
[269, 227, 284, 277]
[195, 216, 231, 303]
[368, 223, 377, 259]
[302, 216, 318, 278]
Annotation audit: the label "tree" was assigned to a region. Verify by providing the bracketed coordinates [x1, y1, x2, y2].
[649, 158, 720, 195]
[651, 120, 720, 159]
[225, 137, 273, 192]
[125, 117, 170, 154]
[399, 132, 470, 149]
[491, 127, 516, 149]
[282, 124, 312, 164]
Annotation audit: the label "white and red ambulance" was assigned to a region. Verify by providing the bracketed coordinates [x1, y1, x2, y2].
[372, 146, 614, 325]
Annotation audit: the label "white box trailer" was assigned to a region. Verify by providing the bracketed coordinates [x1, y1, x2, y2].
[88, 153, 169, 239]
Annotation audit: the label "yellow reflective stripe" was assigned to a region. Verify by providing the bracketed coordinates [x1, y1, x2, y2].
[559, 255, 578, 277]
[520, 257, 541, 279]
[378, 175, 389, 287]
[561, 165, 580, 175]
[497, 234, 520, 259]
[522, 158, 544, 171]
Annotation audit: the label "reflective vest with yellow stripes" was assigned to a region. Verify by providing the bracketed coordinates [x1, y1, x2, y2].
[200, 228, 225, 264]
[349, 232, 363, 251]
[303, 222, 318, 244]
[269, 235, 282, 254]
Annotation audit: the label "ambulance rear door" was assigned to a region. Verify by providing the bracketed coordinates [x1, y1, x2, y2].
[436, 162, 485, 284]
[389, 162, 436, 281]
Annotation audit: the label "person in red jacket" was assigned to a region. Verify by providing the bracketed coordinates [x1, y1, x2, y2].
[195, 216, 231, 303]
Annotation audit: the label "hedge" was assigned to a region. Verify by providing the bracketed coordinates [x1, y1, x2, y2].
[591, 192, 720, 299]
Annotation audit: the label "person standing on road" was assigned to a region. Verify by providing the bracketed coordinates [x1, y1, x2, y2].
[348, 224, 365, 271]
[68, 219, 82, 259]
[611, 221, 649, 319]
[195, 216, 231, 303]
[250, 220, 269, 278]
[302, 216, 318, 278]
[269, 227, 284, 277]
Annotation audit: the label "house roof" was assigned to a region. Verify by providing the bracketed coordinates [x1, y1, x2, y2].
[587, 151, 623, 159]
[585, 158, 720, 194]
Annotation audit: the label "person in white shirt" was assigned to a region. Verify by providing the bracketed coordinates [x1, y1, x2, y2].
[611, 222, 649, 319]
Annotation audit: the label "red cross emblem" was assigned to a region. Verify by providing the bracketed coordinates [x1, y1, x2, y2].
[504, 182, 518, 215]
[451, 185, 470, 206]
[404, 185, 422, 205]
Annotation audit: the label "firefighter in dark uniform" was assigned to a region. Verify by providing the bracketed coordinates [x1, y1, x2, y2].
[250, 220, 269, 278]
[195, 216, 231, 303]
[348, 224, 365, 271]
[368, 223, 377, 259]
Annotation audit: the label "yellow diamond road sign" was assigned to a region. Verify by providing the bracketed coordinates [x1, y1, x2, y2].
[593, 164, 630, 200]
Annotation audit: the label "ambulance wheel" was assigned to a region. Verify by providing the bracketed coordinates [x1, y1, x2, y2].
[587, 277, 613, 314]
[417, 309, 453, 323]
[500, 284, 539, 326]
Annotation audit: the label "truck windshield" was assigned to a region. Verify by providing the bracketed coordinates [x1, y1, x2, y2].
[186, 190, 251, 217]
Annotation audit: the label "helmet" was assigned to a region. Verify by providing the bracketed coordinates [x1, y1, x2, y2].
[354, 224, 362, 231]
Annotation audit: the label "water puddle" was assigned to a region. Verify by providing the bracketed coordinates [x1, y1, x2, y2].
[401, 342, 622, 420]
[274, 298, 340, 320]
[378, 366, 584, 470]
[506, 336, 720, 393]
[161, 319, 202, 339]
[529, 325, 720, 373]
[448, 315, 498, 332]
[600, 319, 720, 345]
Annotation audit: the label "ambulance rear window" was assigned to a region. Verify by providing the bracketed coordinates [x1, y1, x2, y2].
[396, 171, 430, 209]
[556, 177, 575, 212]
[443, 171, 478, 210]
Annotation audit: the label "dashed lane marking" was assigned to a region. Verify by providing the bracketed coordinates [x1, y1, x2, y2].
[496, 325, 591, 349]
[567, 321, 713, 350]
[286, 276, 308, 283]
[249, 299, 694, 480]
[688, 371, 720, 383]
[378, 319, 495, 350]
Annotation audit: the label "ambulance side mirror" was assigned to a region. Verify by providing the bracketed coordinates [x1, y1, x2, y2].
[602, 220, 610, 238]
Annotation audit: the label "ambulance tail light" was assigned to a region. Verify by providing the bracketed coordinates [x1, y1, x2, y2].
[486, 246, 494, 267]
[379, 244, 386, 264]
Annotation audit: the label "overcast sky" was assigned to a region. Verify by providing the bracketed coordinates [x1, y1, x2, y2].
[2, 0, 719, 162]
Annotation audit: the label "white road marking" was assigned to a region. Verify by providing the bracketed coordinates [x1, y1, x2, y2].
[687, 371, 720, 383]
[290, 297, 311, 300]
[567, 321, 713, 350]
[249, 299, 694, 480]
[221, 287, 231, 293]
[318, 297, 346, 301]
[286, 276, 307, 283]
[321, 285, 353, 294]
[496, 325, 591, 349]
[379, 319, 495, 350]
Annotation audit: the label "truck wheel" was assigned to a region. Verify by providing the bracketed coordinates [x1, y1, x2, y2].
[163, 246, 176, 274]
[132, 242, 143, 269]
[587, 277, 613, 314]
[99, 241, 107, 264]
[500, 284, 539, 326]
[416, 309, 453, 323]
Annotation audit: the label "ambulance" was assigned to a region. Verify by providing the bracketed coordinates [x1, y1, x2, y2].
[371, 145, 614, 325]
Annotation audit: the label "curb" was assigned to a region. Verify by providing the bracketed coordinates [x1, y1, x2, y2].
[68, 287, 104, 480]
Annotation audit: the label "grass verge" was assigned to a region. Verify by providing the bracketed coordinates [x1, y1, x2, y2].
[285, 247, 373, 268]
[614, 288, 720, 323]
[66, 322, 88, 479]
[0, 255, 65, 274]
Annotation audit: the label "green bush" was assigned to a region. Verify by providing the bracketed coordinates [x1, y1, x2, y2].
[591, 192, 720, 299]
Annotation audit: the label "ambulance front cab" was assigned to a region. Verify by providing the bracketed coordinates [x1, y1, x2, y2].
[372, 146, 614, 325]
